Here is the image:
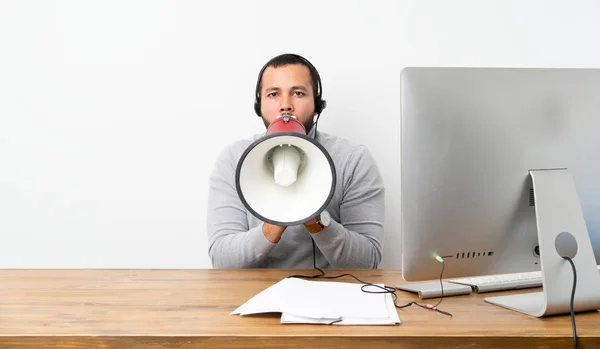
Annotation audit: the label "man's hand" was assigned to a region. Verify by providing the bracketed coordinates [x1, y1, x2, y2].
[263, 223, 287, 243]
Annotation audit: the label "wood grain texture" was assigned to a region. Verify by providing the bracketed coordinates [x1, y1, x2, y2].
[1, 269, 599, 348]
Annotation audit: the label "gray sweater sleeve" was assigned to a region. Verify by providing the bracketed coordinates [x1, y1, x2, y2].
[206, 145, 276, 268]
[310, 146, 384, 268]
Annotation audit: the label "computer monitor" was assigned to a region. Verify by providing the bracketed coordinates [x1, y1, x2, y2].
[400, 67, 600, 317]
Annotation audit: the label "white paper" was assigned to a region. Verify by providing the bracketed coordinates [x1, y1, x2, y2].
[280, 288, 400, 325]
[231, 277, 401, 325]
[231, 277, 297, 316]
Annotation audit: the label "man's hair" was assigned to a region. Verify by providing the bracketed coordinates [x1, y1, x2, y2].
[257, 53, 319, 98]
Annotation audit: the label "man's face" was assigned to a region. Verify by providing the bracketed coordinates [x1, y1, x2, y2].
[259, 64, 316, 131]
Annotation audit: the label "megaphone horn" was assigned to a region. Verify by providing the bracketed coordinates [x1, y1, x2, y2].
[235, 113, 336, 226]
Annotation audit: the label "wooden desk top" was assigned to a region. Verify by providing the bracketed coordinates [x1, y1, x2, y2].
[1, 269, 599, 349]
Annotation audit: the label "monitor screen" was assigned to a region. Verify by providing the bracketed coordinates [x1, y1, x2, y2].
[400, 67, 600, 282]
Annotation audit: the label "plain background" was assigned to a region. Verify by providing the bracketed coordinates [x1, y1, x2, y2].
[1, 0, 599, 269]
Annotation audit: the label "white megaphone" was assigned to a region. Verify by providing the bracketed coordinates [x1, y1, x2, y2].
[235, 113, 336, 226]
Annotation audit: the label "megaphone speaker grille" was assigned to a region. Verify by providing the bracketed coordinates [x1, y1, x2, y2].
[235, 132, 336, 226]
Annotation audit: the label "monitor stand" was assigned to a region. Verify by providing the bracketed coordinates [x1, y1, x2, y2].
[485, 168, 600, 317]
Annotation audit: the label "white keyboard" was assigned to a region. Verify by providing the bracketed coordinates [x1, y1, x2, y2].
[448, 265, 600, 293]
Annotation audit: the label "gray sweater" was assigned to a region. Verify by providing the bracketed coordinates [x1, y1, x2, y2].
[207, 129, 384, 269]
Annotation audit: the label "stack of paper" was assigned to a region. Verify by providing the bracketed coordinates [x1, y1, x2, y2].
[231, 277, 400, 325]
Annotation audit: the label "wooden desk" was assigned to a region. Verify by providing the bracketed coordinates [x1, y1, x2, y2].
[1, 269, 599, 348]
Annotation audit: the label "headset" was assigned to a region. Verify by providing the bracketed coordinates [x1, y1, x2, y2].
[253, 53, 327, 118]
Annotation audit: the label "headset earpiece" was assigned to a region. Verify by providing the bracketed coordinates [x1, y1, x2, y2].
[254, 97, 261, 117]
[315, 96, 327, 115]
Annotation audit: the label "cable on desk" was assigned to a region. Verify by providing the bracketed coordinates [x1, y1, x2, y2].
[287, 240, 453, 319]
[394, 257, 452, 317]
[563, 256, 578, 349]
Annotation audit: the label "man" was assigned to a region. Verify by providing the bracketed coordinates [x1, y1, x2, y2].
[207, 53, 384, 269]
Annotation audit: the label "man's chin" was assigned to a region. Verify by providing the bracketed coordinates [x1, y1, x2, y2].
[302, 122, 314, 134]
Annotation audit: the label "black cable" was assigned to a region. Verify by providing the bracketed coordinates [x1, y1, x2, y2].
[563, 257, 578, 349]
[312, 114, 320, 141]
[432, 260, 445, 308]
[392, 259, 452, 317]
[288, 241, 453, 319]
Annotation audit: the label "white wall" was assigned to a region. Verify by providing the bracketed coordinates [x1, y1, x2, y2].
[1, 0, 599, 268]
